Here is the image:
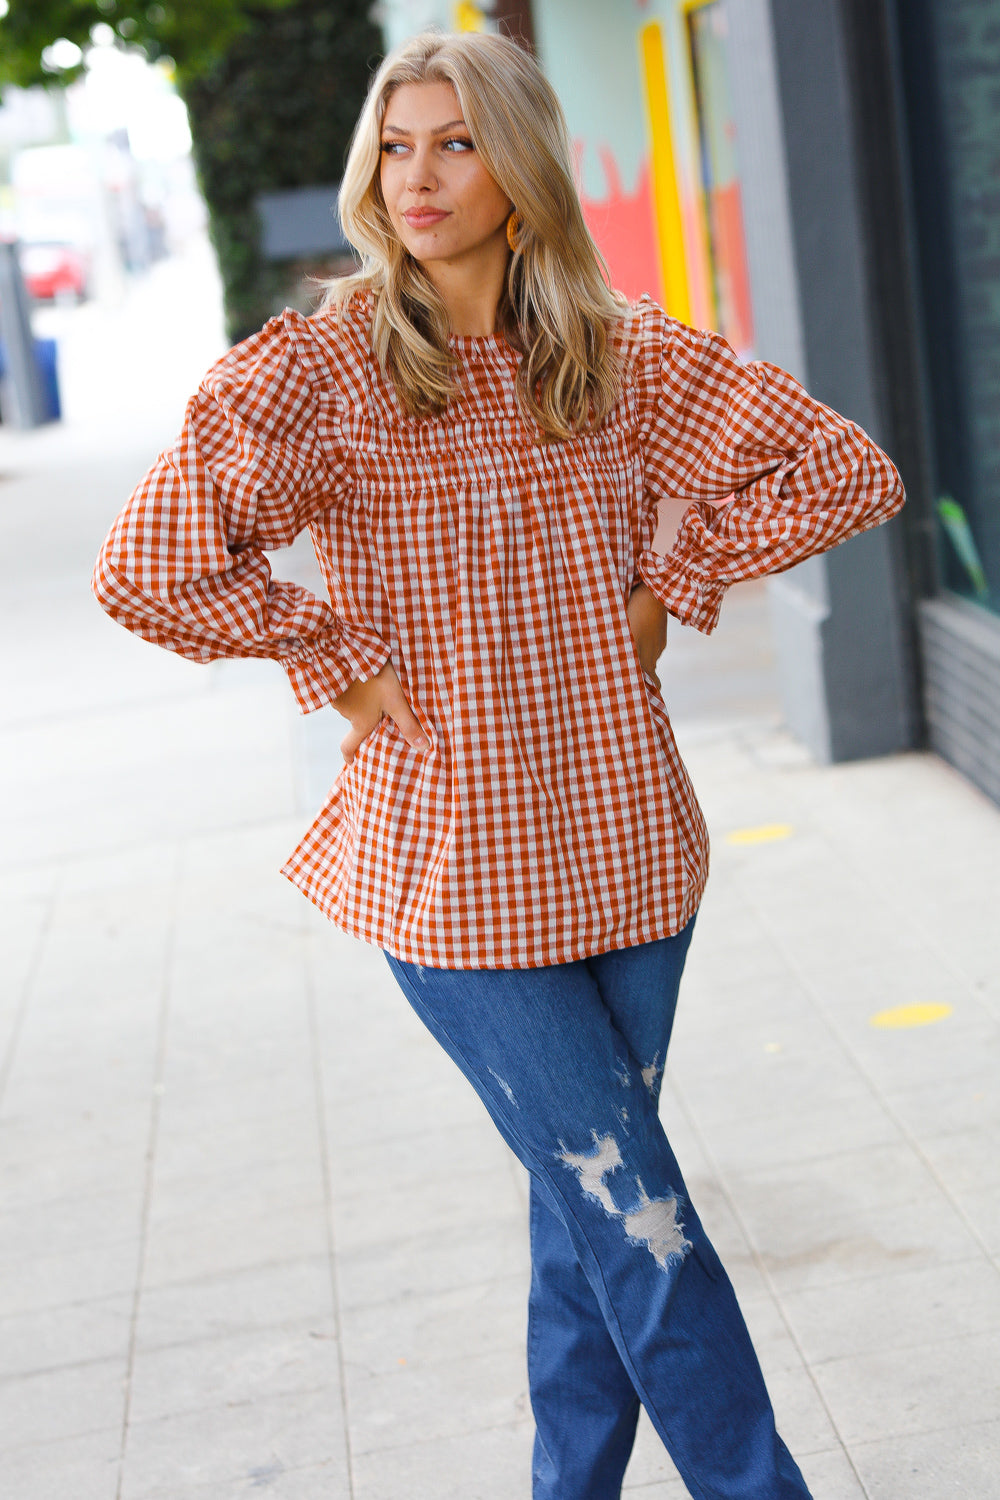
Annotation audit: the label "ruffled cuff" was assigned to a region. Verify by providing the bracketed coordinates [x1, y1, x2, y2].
[637, 547, 727, 635]
[281, 624, 391, 713]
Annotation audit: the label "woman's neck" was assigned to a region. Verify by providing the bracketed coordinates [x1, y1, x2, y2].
[442, 294, 500, 338]
[423, 247, 508, 338]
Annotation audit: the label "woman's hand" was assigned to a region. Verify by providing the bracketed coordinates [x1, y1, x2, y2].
[334, 660, 428, 765]
[627, 583, 669, 687]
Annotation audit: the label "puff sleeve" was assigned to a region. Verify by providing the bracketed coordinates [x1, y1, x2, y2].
[634, 301, 905, 633]
[92, 310, 390, 712]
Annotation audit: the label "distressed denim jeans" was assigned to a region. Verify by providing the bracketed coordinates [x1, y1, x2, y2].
[384, 923, 812, 1500]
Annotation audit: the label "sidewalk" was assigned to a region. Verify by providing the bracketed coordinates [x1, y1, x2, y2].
[1, 244, 998, 1500]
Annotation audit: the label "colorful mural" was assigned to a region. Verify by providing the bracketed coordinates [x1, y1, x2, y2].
[453, 2, 489, 31]
[377, 0, 755, 350]
[534, 0, 664, 304]
[639, 21, 689, 319]
[575, 149, 663, 306]
[686, 0, 754, 353]
[534, 0, 753, 351]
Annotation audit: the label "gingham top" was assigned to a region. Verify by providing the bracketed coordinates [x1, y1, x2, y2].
[94, 293, 904, 968]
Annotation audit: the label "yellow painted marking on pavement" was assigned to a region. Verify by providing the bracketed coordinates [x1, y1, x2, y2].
[725, 823, 794, 846]
[869, 1003, 954, 1030]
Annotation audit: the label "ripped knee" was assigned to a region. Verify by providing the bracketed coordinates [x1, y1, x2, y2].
[556, 1131, 691, 1271]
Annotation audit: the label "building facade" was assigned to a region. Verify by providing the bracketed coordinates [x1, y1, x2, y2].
[378, 0, 1000, 804]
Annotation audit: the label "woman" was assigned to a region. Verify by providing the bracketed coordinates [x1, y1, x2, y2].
[94, 30, 904, 1500]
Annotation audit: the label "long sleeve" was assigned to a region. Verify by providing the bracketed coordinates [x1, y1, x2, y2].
[634, 303, 905, 632]
[92, 311, 390, 712]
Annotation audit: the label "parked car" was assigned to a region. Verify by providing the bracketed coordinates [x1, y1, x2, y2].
[20, 241, 89, 302]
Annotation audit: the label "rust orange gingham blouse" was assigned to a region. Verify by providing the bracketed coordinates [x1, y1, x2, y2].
[94, 294, 904, 969]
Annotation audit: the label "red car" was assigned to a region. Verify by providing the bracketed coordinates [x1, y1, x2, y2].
[20, 242, 89, 301]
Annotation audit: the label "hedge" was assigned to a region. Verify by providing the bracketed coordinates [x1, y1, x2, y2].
[180, 0, 381, 341]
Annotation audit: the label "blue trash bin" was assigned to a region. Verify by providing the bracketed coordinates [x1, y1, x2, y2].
[0, 336, 60, 424]
[34, 337, 61, 422]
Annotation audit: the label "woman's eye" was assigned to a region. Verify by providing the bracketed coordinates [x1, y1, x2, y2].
[380, 141, 408, 155]
[443, 137, 474, 152]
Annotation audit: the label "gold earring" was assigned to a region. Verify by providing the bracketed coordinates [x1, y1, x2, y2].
[506, 210, 522, 252]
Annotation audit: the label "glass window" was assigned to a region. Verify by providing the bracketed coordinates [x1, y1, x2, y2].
[898, 0, 1000, 615]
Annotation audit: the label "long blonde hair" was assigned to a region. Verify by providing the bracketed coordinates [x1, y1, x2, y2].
[325, 31, 626, 440]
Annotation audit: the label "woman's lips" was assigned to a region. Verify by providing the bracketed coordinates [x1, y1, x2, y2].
[403, 209, 449, 227]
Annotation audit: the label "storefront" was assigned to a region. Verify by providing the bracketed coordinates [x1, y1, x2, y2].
[376, 0, 1000, 804]
[892, 0, 1000, 803]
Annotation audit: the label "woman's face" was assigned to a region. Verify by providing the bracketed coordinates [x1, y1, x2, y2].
[379, 81, 512, 282]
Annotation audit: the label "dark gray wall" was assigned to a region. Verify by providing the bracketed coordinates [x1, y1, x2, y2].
[728, 0, 917, 760]
[725, 0, 805, 382]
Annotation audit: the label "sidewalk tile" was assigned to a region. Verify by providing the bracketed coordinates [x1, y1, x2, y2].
[0, 1238, 141, 1319]
[124, 1460, 350, 1500]
[0, 1188, 144, 1267]
[152, 1105, 321, 1184]
[341, 1273, 528, 1373]
[939, 1184, 1000, 1256]
[319, 1072, 490, 1148]
[119, 1385, 348, 1497]
[0, 1293, 133, 1381]
[335, 1218, 528, 1312]
[127, 1319, 340, 1426]
[348, 1420, 534, 1500]
[141, 1196, 329, 1290]
[0, 1121, 148, 1211]
[623, 1410, 682, 1486]
[736, 1288, 812, 1378]
[734, 1158, 981, 1292]
[346, 1345, 529, 1456]
[325, 1117, 508, 1199]
[134, 1258, 334, 1349]
[764, 1363, 840, 1456]
[0, 1426, 122, 1500]
[692, 1093, 902, 1175]
[920, 1124, 1000, 1195]
[849, 1419, 1000, 1500]
[0, 894, 50, 1009]
[882, 1075, 999, 1140]
[331, 1161, 525, 1256]
[778, 1255, 1000, 1364]
[0, 1354, 126, 1449]
[812, 1330, 1000, 1444]
[795, 1446, 868, 1500]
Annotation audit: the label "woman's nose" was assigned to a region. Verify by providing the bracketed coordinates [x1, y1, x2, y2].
[405, 148, 437, 192]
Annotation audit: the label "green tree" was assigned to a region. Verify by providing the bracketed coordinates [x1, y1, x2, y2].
[0, 0, 381, 339]
[0, 2, 294, 92]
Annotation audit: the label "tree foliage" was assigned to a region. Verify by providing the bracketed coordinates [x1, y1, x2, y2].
[183, 1, 381, 339]
[0, 1, 294, 89]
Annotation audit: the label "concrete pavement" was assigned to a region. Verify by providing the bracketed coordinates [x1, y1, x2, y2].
[1, 241, 999, 1499]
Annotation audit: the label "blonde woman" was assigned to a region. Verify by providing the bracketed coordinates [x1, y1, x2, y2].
[94, 30, 903, 1500]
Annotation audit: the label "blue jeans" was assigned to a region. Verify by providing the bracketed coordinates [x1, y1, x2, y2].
[384, 922, 812, 1500]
